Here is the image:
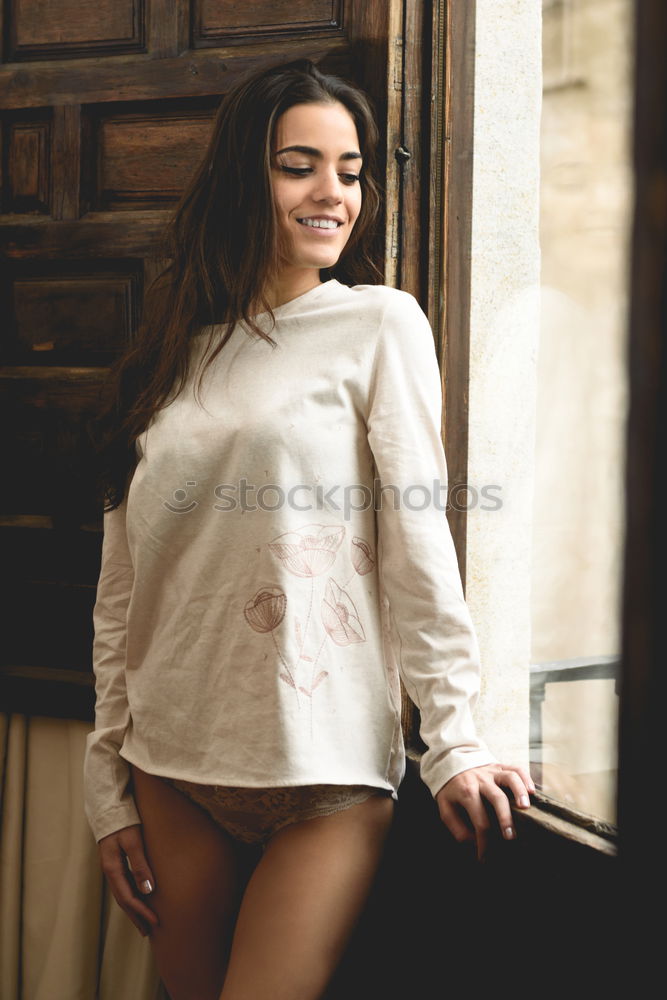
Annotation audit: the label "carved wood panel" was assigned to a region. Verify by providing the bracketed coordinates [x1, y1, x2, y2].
[193, 0, 342, 45]
[1, 110, 52, 214]
[7, 119, 50, 211]
[5, 0, 145, 61]
[0, 364, 107, 562]
[89, 98, 219, 210]
[5, 263, 141, 363]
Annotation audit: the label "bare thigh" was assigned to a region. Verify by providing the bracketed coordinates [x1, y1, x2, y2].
[220, 792, 395, 1000]
[130, 764, 260, 1000]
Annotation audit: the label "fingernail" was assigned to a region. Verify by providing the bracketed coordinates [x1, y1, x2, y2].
[504, 826, 515, 839]
[519, 795, 530, 808]
[140, 879, 153, 894]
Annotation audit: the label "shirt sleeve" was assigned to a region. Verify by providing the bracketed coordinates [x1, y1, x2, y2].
[83, 492, 142, 842]
[366, 290, 497, 798]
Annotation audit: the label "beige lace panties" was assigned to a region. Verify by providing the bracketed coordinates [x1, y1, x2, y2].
[162, 779, 391, 846]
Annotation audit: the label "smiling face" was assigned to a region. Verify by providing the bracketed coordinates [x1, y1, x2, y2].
[269, 101, 363, 296]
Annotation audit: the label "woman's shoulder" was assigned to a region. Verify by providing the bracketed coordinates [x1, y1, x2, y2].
[335, 281, 424, 324]
[342, 281, 417, 306]
[340, 282, 430, 338]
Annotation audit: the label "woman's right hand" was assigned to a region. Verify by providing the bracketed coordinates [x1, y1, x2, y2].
[97, 824, 160, 937]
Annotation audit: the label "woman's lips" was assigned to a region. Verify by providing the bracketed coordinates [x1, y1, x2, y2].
[295, 219, 344, 236]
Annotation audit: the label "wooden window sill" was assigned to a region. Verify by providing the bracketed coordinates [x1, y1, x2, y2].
[512, 791, 617, 857]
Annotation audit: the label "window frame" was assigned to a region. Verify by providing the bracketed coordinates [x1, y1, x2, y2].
[425, 0, 657, 855]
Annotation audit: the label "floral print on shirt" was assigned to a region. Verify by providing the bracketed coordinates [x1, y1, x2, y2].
[242, 521, 375, 731]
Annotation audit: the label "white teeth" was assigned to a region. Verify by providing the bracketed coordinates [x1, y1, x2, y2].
[297, 218, 340, 229]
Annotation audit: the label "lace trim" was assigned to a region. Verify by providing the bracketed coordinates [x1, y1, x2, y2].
[163, 780, 389, 845]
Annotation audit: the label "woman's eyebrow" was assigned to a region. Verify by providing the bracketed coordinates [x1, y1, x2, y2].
[274, 144, 362, 161]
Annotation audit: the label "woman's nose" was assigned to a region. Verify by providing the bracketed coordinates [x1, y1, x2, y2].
[313, 167, 343, 202]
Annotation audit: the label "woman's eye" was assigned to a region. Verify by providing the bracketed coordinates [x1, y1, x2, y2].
[278, 166, 360, 184]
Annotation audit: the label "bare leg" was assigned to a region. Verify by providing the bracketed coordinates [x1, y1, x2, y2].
[220, 793, 395, 1000]
[130, 764, 259, 1000]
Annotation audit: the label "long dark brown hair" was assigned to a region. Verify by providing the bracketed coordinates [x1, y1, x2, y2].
[91, 58, 383, 513]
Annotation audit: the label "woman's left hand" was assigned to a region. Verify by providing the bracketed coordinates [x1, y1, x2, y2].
[435, 764, 535, 862]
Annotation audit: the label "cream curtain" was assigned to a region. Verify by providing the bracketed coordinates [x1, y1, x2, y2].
[0, 713, 168, 1000]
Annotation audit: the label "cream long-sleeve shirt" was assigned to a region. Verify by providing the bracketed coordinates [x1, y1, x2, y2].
[83, 278, 496, 843]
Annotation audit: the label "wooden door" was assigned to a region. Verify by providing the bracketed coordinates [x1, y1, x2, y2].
[0, 0, 448, 730]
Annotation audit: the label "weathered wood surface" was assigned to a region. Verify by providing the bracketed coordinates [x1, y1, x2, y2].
[0, 41, 350, 108]
[440, 0, 477, 586]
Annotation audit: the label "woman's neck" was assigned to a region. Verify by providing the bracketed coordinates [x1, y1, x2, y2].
[262, 270, 323, 310]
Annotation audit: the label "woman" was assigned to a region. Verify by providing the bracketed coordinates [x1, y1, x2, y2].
[83, 58, 534, 1000]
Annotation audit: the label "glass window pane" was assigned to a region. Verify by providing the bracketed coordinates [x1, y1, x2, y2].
[531, 0, 634, 825]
